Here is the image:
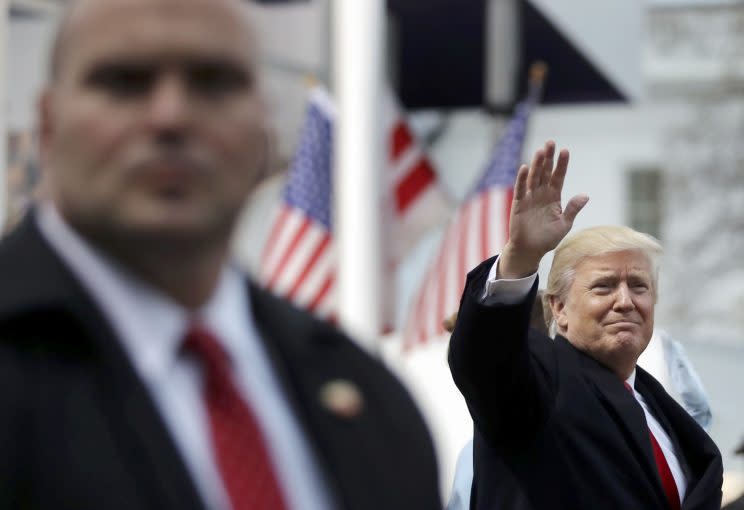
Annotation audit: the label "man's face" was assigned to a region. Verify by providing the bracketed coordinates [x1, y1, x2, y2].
[551, 250, 655, 376]
[41, 0, 267, 246]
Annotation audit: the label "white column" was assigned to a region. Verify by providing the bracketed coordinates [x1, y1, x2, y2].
[0, 0, 8, 232]
[332, 0, 385, 353]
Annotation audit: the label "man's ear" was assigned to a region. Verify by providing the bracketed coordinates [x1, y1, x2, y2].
[38, 88, 55, 165]
[549, 294, 568, 330]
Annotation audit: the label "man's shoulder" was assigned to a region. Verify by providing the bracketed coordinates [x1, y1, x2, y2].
[246, 281, 345, 347]
[246, 281, 439, 480]
[0, 213, 83, 322]
[246, 281, 412, 392]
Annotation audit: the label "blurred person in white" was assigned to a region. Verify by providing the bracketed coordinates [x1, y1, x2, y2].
[0, 0, 441, 508]
[638, 329, 712, 431]
[447, 140, 722, 510]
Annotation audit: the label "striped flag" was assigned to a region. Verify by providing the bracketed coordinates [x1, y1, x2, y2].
[385, 94, 451, 266]
[259, 87, 450, 324]
[402, 84, 541, 349]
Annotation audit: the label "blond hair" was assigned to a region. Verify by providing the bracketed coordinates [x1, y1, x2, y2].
[544, 225, 662, 335]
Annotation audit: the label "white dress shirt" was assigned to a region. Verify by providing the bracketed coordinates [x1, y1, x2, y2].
[37, 205, 336, 510]
[483, 256, 687, 502]
[625, 370, 687, 502]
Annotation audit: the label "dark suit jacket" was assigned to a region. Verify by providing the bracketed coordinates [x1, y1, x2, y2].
[723, 494, 744, 510]
[0, 216, 441, 510]
[448, 258, 722, 510]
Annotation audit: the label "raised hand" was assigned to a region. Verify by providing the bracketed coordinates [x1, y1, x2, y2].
[498, 140, 589, 279]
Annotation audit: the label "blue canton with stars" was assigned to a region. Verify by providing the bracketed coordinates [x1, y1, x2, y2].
[470, 97, 536, 199]
[283, 100, 334, 230]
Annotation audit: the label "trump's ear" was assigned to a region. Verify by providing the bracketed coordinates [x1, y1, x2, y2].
[548, 294, 568, 331]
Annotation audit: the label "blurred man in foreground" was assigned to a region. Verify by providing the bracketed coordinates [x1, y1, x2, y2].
[0, 0, 440, 508]
[448, 140, 722, 509]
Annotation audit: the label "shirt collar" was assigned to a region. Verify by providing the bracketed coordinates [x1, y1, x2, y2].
[625, 368, 637, 390]
[35, 204, 252, 385]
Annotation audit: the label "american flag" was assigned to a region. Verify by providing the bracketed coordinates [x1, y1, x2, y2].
[385, 95, 451, 266]
[402, 84, 540, 348]
[260, 87, 450, 324]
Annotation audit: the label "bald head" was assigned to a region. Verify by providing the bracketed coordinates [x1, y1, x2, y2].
[49, 0, 253, 82]
[38, 0, 270, 295]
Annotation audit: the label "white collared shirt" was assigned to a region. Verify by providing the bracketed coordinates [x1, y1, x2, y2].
[483, 256, 687, 502]
[625, 370, 687, 502]
[37, 205, 335, 510]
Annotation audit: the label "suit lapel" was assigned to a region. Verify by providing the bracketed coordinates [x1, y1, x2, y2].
[0, 217, 206, 510]
[81, 307, 208, 510]
[249, 283, 398, 510]
[247, 284, 349, 506]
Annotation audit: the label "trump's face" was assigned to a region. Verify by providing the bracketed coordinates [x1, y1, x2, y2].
[551, 249, 655, 378]
[40, 0, 268, 247]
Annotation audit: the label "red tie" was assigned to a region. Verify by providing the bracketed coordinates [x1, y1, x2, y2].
[184, 324, 288, 510]
[625, 382, 681, 510]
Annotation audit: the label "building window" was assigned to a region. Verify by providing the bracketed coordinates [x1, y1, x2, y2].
[627, 167, 663, 240]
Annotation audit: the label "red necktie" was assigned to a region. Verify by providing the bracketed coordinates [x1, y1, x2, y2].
[625, 382, 681, 510]
[184, 324, 288, 510]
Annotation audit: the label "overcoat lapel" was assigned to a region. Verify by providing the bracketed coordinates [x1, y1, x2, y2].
[634, 371, 692, 480]
[556, 336, 669, 508]
[635, 370, 723, 510]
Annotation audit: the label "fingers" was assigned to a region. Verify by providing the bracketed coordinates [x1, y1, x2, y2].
[549, 149, 570, 192]
[525, 149, 545, 192]
[513, 163, 529, 200]
[524, 142, 570, 195]
[563, 194, 590, 225]
[537, 140, 555, 187]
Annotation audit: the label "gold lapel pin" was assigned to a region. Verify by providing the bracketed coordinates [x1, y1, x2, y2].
[319, 379, 364, 419]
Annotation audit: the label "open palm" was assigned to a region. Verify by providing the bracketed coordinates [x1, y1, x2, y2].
[500, 140, 589, 278]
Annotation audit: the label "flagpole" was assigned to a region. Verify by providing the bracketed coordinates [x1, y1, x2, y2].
[403, 62, 547, 349]
[528, 61, 548, 97]
[332, 1, 385, 353]
[0, 0, 8, 232]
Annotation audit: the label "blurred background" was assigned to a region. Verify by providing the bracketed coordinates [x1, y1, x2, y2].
[2, 0, 743, 505]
